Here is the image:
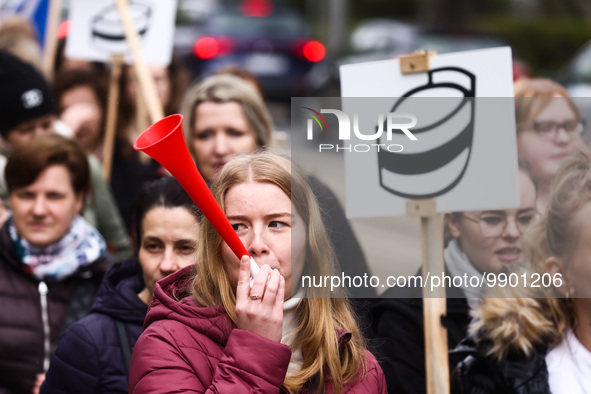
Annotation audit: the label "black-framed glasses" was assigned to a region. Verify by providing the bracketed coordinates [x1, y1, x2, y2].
[528, 119, 584, 141]
[460, 211, 539, 238]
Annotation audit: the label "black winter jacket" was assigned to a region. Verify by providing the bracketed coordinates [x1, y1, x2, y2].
[0, 221, 113, 394]
[369, 267, 471, 394]
[41, 259, 148, 393]
[450, 336, 551, 394]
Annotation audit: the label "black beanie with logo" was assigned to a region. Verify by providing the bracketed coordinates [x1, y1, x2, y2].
[0, 50, 55, 137]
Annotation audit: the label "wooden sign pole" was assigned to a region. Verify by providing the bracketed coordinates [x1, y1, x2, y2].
[134, 74, 152, 164]
[102, 54, 124, 182]
[135, 82, 150, 138]
[114, 0, 164, 124]
[42, 0, 63, 79]
[401, 50, 449, 394]
[406, 199, 448, 394]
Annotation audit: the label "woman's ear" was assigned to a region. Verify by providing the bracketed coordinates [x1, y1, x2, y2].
[74, 193, 84, 215]
[445, 213, 461, 238]
[545, 256, 574, 297]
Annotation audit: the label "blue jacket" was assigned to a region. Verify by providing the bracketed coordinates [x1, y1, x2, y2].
[41, 259, 148, 393]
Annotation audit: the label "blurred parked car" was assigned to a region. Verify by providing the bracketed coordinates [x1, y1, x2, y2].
[555, 40, 591, 145]
[174, 0, 219, 59]
[177, 0, 326, 101]
[557, 39, 591, 97]
[346, 18, 419, 63]
[318, 18, 520, 96]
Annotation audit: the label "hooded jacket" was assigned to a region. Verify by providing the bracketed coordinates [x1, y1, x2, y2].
[129, 266, 387, 393]
[450, 294, 555, 394]
[0, 220, 114, 393]
[41, 259, 148, 393]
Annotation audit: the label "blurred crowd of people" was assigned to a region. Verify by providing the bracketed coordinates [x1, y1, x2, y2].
[1, 13, 591, 394]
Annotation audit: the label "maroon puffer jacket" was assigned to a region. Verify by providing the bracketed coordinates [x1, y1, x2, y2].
[129, 266, 386, 393]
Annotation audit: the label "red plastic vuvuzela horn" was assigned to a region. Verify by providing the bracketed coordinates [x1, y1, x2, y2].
[134, 114, 259, 281]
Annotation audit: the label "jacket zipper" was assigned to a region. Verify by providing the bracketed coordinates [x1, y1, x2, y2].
[38, 281, 51, 372]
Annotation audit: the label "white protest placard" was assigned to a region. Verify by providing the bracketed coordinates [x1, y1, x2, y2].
[339, 46, 518, 218]
[65, 0, 177, 66]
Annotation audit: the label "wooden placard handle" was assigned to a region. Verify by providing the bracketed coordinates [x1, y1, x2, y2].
[406, 199, 449, 394]
[114, 0, 164, 124]
[42, 0, 63, 79]
[102, 54, 124, 182]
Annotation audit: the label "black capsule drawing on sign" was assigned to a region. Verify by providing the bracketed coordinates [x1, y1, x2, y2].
[377, 67, 476, 199]
[91, 1, 152, 53]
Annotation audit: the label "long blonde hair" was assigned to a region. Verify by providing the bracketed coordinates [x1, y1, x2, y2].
[471, 145, 591, 360]
[191, 152, 367, 393]
[527, 143, 591, 321]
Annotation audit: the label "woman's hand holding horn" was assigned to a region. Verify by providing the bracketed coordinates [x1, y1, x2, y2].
[235, 256, 285, 343]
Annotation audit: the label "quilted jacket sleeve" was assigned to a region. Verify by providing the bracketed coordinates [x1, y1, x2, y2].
[40, 323, 100, 393]
[129, 322, 292, 393]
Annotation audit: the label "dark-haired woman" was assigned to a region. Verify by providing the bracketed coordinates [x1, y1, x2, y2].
[41, 177, 201, 393]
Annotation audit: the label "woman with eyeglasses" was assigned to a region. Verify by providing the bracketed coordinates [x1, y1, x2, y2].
[369, 163, 538, 394]
[514, 78, 584, 212]
[444, 166, 538, 281]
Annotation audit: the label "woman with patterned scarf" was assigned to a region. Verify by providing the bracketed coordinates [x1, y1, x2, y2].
[0, 134, 115, 394]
